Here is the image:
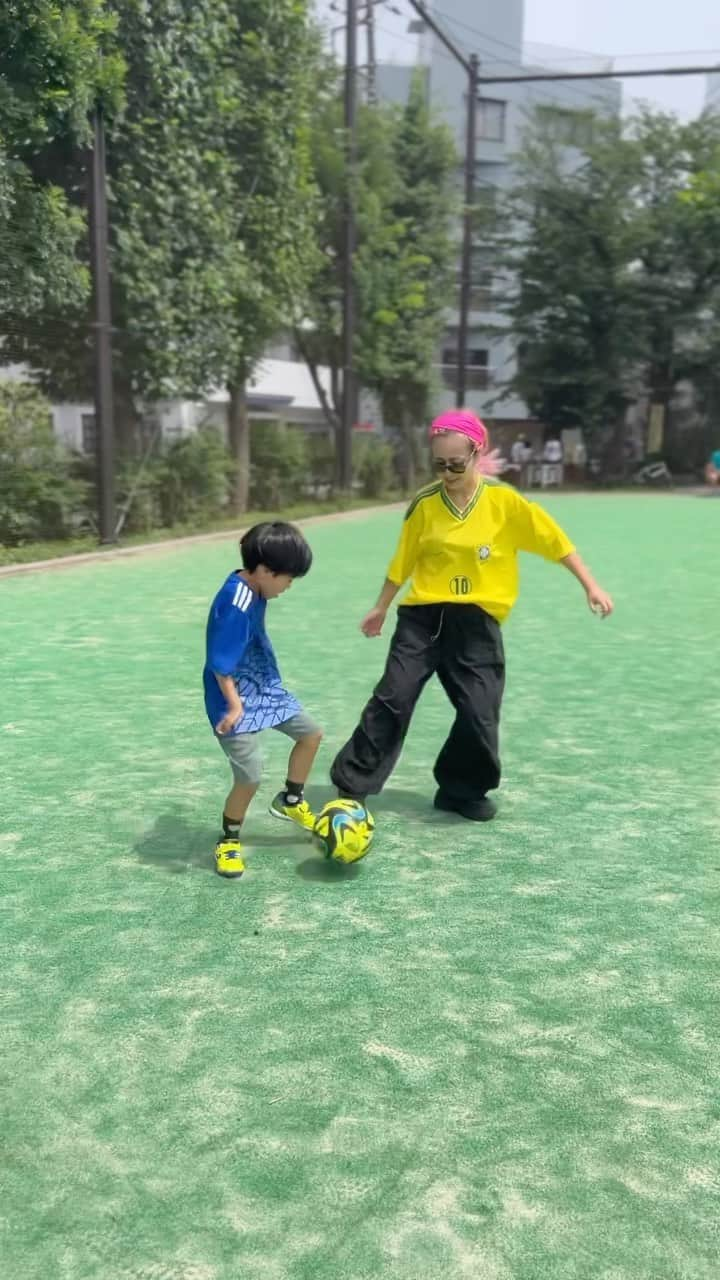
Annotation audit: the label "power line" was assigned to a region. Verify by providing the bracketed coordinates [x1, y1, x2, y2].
[373, 19, 617, 112]
[478, 63, 720, 86]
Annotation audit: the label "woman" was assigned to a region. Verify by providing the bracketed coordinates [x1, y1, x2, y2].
[331, 409, 613, 821]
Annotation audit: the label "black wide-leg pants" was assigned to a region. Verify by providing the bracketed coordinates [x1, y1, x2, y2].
[331, 604, 505, 802]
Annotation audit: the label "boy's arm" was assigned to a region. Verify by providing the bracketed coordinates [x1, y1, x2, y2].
[214, 675, 244, 734]
[207, 597, 251, 730]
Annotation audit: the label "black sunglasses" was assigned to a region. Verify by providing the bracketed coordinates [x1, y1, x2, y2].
[432, 450, 477, 474]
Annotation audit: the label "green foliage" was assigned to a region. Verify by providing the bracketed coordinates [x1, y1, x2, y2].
[2, 0, 321, 458]
[248, 420, 310, 509]
[494, 108, 720, 463]
[353, 433, 395, 498]
[153, 428, 232, 529]
[113, 428, 233, 534]
[0, 380, 87, 544]
[0, 1, 124, 320]
[300, 73, 458, 461]
[354, 75, 458, 487]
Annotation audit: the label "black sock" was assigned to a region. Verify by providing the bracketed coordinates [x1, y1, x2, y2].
[222, 813, 243, 839]
[284, 780, 304, 806]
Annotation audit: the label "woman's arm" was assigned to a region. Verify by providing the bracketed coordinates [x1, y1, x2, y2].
[561, 551, 614, 617]
[361, 579, 402, 637]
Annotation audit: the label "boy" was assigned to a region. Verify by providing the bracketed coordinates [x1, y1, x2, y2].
[204, 521, 322, 878]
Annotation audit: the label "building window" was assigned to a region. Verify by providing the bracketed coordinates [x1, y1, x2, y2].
[467, 248, 494, 309]
[440, 346, 489, 391]
[81, 413, 97, 455]
[536, 106, 595, 148]
[476, 99, 506, 142]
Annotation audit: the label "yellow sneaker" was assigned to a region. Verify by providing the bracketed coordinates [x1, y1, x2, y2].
[214, 838, 245, 878]
[269, 793, 316, 833]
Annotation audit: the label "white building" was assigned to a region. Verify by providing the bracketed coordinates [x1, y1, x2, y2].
[2, 343, 335, 456]
[376, 0, 622, 433]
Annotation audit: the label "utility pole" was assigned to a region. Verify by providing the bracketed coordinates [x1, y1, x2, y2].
[89, 103, 116, 544]
[404, 1, 476, 407]
[365, 1, 377, 105]
[340, 0, 359, 491]
[457, 53, 478, 407]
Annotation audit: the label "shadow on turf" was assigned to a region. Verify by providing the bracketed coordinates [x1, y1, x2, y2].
[305, 784, 456, 826]
[135, 814, 303, 875]
[137, 788, 459, 878]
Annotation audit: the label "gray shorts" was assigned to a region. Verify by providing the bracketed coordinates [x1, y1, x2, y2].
[217, 711, 321, 786]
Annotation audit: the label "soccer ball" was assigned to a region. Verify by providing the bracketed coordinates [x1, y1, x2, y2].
[313, 798, 375, 865]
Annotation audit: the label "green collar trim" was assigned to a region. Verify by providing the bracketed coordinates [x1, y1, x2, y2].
[405, 481, 443, 520]
[441, 481, 484, 521]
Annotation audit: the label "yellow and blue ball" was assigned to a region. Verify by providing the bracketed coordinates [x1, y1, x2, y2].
[313, 798, 375, 865]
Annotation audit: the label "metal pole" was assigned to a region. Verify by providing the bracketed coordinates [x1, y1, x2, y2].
[365, 1, 377, 105]
[457, 54, 478, 407]
[341, 0, 359, 490]
[89, 104, 116, 543]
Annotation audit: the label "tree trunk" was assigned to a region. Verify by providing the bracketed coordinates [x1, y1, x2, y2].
[647, 354, 675, 462]
[114, 377, 139, 457]
[400, 406, 416, 493]
[227, 381, 250, 515]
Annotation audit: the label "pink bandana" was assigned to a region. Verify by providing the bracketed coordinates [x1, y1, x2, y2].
[429, 409, 488, 450]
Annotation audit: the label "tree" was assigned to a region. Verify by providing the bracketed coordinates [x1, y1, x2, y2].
[354, 74, 457, 490]
[299, 76, 457, 489]
[493, 108, 720, 468]
[628, 112, 720, 466]
[491, 116, 646, 460]
[2, 0, 321, 510]
[0, 1, 124, 319]
[0, 380, 86, 543]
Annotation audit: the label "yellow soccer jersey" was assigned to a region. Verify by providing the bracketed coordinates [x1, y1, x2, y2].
[386, 479, 575, 622]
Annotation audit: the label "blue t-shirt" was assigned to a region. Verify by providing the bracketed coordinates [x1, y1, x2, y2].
[203, 573, 300, 735]
[712, 449, 720, 470]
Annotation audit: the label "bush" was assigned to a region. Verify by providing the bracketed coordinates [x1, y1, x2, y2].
[353, 433, 396, 498]
[0, 381, 87, 545]
[249, 419, 310, 508]
[152, 426, 232, 528]
[305, 430, 336, 493]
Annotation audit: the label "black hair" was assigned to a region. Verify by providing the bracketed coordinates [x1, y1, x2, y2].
[240, 521, 313, 577]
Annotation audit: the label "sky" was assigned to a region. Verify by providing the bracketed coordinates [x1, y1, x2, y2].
[315, 0, 720, 119]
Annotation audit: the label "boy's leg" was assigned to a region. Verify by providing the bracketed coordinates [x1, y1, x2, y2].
[215, 733, 263, 875]
[330, 606, 441, 800]
[222, 781, 258, 832]
[433, 606, 505, 820]
[270, 713, 323, 831]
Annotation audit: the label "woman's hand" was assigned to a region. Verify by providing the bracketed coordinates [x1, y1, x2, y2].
[361, 607, 387, 637]
[587, 584, 614, 618]
[476, 448, 506, 477]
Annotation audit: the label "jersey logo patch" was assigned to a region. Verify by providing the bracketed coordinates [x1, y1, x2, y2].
[478, 545, 491, 561]
[450, 576, 472, 596]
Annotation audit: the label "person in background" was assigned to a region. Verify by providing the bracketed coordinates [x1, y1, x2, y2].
[571, 437, 587, 486]
[510, 434, 532, 488]
[541, 435, 564, 488]
[705, 447, 720, 486]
